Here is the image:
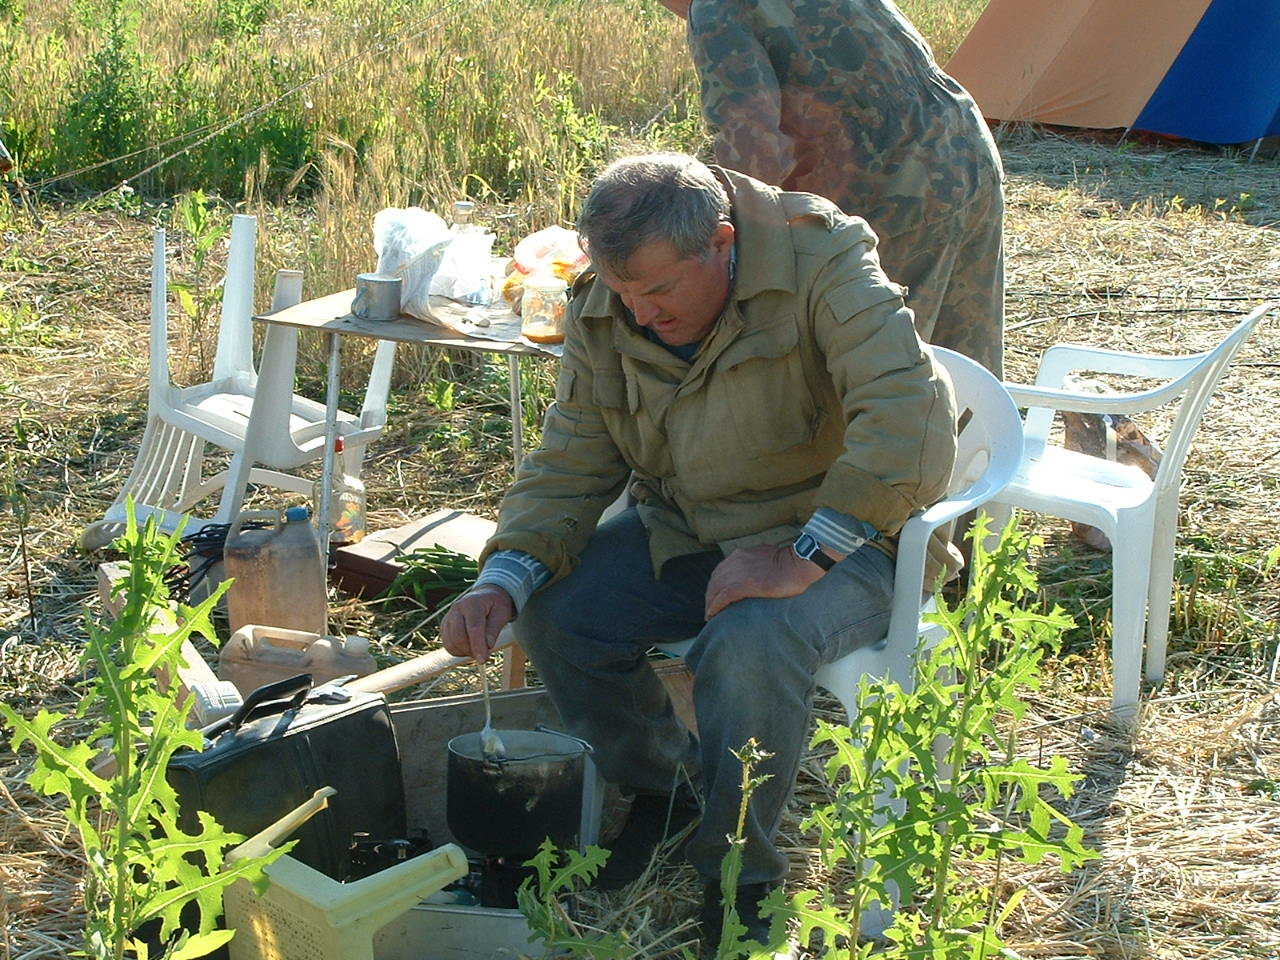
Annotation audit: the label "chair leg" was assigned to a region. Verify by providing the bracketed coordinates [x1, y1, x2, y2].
[1109, 512, 1155, 720]
[1143, 500, 1181, 684]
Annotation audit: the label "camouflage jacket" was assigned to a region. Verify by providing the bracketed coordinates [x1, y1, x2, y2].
[483, 169, 959, 586]
[686, 0, 1002, 239]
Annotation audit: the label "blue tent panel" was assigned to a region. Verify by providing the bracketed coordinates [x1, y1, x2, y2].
[1134, 0, 1280, 143]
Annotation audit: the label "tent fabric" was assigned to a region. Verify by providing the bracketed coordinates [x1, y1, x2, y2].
[945, 0, 1280, 144]
[1134, 0, 1280, 144]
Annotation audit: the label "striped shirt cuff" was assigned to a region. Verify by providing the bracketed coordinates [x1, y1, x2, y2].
[803, 507, 880, 557]
[474, 550, 553, 612]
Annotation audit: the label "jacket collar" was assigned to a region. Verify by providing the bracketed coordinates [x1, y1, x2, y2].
[712, 166, 799, 302]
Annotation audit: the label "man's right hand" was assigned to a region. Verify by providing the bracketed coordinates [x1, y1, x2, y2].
[441, 584, 516, 664]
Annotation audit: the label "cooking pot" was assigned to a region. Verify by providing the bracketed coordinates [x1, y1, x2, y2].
[446, 727, 590, 857]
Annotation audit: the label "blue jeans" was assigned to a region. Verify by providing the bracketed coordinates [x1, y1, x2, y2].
[515, 508, 895, 885]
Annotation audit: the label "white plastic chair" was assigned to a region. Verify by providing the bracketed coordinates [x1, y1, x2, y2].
[987, 303, 1270, 718]
[81, 217, 397, 549]
[656, 346, 1025, 716]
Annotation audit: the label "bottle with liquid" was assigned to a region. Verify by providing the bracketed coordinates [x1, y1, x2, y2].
[312, 436, 367, 547]
[442, 199, 494, 306]
[520, 273, 569, 344]
[223, 506, 328, 635]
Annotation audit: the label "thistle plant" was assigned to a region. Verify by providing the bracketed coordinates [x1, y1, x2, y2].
[788, 518, 1096, 958]
[1, 504, 288, 960]
[518, 518, 1096, 959]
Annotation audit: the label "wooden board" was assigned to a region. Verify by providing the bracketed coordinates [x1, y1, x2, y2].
[332, 509, 496, 599]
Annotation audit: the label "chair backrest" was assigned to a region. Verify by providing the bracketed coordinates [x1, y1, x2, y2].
[1147, 306, 1267, 502]
[881, 347, 1024, 652]
[1019, 305, 1269, 497]
[148, 228, 171, 405]
[148, 215, 260, 405]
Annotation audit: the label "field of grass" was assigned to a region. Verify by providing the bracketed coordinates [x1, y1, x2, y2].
[3, 0, 1280, 957]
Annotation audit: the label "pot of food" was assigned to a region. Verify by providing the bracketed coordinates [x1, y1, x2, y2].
[446, 727, 590, 857]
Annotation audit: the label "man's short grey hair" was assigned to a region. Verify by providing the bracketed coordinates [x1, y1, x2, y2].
[577, 153, 731, 279]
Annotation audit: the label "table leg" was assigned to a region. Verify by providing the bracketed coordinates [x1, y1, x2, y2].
[319, 331, 341, 587]
[508, 354, 523, 476]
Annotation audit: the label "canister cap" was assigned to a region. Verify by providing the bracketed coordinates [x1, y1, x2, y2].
[285, 505, 312, 523]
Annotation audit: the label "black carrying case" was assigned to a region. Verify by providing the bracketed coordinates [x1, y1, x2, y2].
[167, 674, 408, 879]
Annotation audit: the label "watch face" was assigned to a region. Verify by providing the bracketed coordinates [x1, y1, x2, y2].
[796, 533, 818, 558]
[795, 533, 834, 570]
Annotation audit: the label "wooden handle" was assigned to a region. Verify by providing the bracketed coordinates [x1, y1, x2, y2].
[347, 647, 468, 695]
[347, 626, 517, 696]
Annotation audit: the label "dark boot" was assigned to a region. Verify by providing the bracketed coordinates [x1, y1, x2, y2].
[593, 788, 701, 891]
[698, 880, 776, 957]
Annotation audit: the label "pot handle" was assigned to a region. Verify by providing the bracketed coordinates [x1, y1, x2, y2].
[534, 724, 594, 755]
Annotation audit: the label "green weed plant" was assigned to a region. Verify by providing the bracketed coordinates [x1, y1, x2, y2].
[517, 520, 1097, 959]
[0, 505, 288, 960]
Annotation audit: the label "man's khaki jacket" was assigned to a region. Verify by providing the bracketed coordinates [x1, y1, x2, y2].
[483, 169, 961, 587]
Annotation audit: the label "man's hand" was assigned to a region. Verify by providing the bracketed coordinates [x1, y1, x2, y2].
[704, 542, 826, 619]
[441, 584, 516, 663]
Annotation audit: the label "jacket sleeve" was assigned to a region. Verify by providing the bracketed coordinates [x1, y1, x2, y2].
[479, 312, 632, 582]
[688, 0, 795, 188]
[807, 244, 958, 537]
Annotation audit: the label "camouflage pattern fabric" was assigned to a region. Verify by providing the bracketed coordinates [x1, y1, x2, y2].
[685, 0, 1005, 374]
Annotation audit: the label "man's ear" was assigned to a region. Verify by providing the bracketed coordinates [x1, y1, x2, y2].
[711, 221, 736, 256]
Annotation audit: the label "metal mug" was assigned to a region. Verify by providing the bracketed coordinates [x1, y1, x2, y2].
[351, 272, 402, 322]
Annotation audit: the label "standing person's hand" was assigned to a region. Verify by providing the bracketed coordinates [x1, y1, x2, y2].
[704, 542, 826, 619]
[441, 585, 516, 663]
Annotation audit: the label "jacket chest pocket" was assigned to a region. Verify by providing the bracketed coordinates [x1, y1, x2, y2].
[593, 367, 676, 475]
[711, 314, 817, 460]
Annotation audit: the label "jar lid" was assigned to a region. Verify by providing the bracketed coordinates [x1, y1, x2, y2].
[525, 274, 568, 293]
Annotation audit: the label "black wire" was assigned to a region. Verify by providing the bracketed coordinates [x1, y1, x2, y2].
[164, 519, 272, 603]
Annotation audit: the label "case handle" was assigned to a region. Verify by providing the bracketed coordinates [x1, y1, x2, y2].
[203, 673, 314, 737]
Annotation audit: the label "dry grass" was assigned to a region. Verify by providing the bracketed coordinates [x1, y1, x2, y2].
[3, 128, 1280, 958]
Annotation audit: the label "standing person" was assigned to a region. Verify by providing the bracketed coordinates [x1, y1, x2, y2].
[441, 153, 960, 953]
[658, 0, 1005, 376]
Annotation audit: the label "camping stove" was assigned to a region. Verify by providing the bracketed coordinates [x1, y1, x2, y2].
[453, 855, 539, 909]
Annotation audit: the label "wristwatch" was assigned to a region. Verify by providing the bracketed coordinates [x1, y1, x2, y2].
[793, 532, 837, 571]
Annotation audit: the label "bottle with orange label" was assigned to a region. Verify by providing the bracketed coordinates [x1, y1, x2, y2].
[312, 436, 367, 548]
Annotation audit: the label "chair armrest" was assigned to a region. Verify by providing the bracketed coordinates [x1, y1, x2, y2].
[1035, 343, 1201, 387]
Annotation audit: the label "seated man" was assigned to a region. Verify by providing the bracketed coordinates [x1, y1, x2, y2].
[442, 152, 960, 952]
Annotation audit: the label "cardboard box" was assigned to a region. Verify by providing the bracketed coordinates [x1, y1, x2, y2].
[333, 509, 496, 599]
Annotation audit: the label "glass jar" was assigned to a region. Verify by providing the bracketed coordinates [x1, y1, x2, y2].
[520, 274, 569, 344]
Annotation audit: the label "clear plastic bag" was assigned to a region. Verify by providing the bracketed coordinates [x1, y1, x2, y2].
[373, 207, 452, 320]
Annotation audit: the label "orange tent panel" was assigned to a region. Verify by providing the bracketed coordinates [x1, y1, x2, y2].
[946, 0, 1214, 130]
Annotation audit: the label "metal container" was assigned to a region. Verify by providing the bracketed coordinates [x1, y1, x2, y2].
[446, 728, 588, 857]
[351, 272, 402, 322]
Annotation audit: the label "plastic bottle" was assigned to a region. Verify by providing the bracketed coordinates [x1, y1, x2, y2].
[312, 437, 367, 547]
[520, 273, 569, 344]
[218, 624, 376, 696]
[223, 506, 328, 635]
